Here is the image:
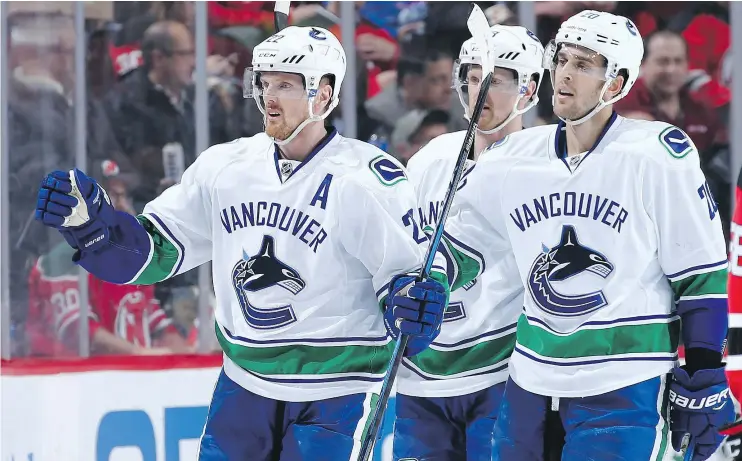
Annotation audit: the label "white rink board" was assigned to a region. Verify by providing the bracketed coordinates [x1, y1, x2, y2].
[0, 364, 398, 461]
[0, 363, 730, 461]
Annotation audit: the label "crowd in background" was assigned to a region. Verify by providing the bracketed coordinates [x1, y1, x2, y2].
[4, 1, 734, 359]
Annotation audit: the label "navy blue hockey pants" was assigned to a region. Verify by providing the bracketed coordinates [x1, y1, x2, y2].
[493, 375, 671, 461]
[393, 382, 506, 461]
[198, 369, 376, 461]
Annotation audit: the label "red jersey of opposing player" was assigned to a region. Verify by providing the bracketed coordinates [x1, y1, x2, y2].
[26, 242, 175, 356]
[727, 169, 742, 400]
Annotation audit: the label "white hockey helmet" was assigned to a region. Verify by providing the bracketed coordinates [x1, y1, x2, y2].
[454, 25, 545, 134]
[244, 26, 347, 145]
[544, 10, 644, 125]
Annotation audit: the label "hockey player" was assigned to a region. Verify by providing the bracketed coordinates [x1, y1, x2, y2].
[33, 26, 448, 460]
[395, 25, 544, 461]
[435, 10, 734, 461]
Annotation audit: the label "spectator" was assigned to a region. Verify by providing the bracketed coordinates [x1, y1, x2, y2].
[391, 109, 451, 166]
[6, 13, 79, 354]
[25, 161, 190, 357]
[103, 20, 196, 210]
[614, 29, 729, 233]
[26, 161, 190, 357]
[365, 41, 463, 147]
[615, 30, 722, 160]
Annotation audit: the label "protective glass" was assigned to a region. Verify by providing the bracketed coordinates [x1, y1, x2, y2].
[454, 62, 521, 113]
[243, 68, 310, 100]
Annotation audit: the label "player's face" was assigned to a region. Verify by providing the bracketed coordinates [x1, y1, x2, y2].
[552, 45, 608, 121]
[260, 72, 310, 141]
[466, 66, 520, 131]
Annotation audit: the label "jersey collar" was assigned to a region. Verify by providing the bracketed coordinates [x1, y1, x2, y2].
[273, 128, 338, 183]
[553, 111, 620, 171]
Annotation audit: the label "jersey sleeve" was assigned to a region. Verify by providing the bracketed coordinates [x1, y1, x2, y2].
[644, 126, 728, 354]
[438, 158, 514, 290]
[134, 153, 215, 284]
[337, 167, 439, 306]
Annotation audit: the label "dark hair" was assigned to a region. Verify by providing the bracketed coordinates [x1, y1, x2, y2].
[141, 21, 180, 70]
[642, 29, 688, 63]
[397, 38, 453, 87]
[411, 109, 450, 142]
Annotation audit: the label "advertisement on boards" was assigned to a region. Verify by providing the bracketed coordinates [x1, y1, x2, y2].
[1, 357, 396, 461]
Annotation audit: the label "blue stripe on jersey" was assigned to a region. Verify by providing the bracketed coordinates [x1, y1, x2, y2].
[524, 313, 678, 333]
[430, 322, 517, 348]
[223, 324, 389, 346]
[402, 361, 508, 381]
[514, 345, 677, 367]
[666, 259, 728, 281]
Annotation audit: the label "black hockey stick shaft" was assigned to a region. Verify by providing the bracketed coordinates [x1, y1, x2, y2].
[356, 70, 494, 461]
[274, 1, 290, 32]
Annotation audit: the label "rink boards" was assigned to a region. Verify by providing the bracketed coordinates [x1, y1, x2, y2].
[0, 355, 396, 461]
[1, 354, 733, 461]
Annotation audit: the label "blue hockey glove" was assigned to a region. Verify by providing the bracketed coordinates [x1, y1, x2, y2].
[670, 366, 735, 461]
[36, 169, 116, 252]
[383, 274, 447, 357]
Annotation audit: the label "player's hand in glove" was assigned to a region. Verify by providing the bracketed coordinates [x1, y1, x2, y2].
[670, 365, 735, 461]
[383, 274, 447, 357]
[36, 168, 116, 252]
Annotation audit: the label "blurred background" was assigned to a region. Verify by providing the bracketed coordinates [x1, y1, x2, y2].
[0, 1, 739, 460]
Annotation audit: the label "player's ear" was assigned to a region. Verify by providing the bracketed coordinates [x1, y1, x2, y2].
[314, 77, 333, 115]
[518, 77, 539, 110]
[605, 74, 625, 100]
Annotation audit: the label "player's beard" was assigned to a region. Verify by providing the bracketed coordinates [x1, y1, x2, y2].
[265, 112, 308, 141]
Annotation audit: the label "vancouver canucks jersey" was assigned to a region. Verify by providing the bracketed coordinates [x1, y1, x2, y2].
[442, 114, 728, 397]
[401, 131, 523, 398]
[131, 130, 434, 402]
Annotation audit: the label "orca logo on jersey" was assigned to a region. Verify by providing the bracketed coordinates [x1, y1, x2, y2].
[659, 126, 694, 159]
[231, 235, 305, 329]
[528, 225, 614, 317]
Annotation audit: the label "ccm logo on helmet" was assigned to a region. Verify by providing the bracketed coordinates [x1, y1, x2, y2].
[669, 388, 730, 410]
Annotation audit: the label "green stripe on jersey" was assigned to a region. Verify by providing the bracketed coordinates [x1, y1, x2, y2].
[406, 331, 515, 377]
[670, 268, 727, 299]
[216, 323, 394, 376]
[516, 315, 680, 359]
[440, 233, 483, 291]
[131, 215, 181, 284]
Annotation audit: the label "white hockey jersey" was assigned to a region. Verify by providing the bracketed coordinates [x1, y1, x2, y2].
[401, 131, 523, 398]
[131, 130, 437, 402]
[442, 114, 728, 398]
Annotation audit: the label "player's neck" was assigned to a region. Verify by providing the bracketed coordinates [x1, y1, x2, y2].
[565, 106, 613, 157]
[475, 119, 522, 160]
[276, 122, 328, 161]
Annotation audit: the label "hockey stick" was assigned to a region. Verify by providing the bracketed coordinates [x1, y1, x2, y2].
[683, 437, 695, 461]
[274, 1, 290, 32]
[356, 5, 495, 461]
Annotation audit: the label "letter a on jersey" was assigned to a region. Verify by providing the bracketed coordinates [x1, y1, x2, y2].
[528, 225, 614, 317]
[231, 235, 306, 329]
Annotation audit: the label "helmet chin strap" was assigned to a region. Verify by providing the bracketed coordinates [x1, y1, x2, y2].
[267, 97, 336, 147]
[476, 93, 539, 134]
[555, 78, 622, 126]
